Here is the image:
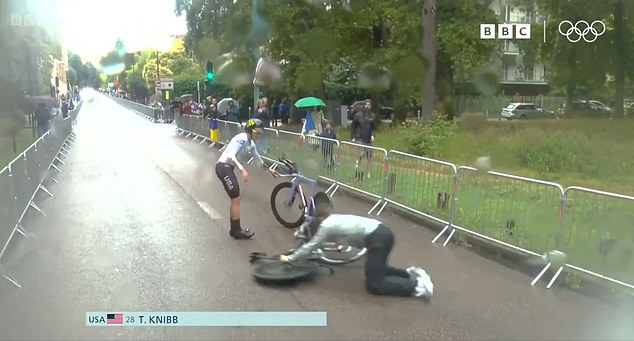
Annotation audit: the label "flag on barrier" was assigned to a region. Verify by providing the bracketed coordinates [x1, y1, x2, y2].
[209, 118, 218, 141]
[301, 113, 316, 134]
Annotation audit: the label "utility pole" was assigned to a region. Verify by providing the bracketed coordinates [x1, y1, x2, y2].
[421, 0, 436, 124]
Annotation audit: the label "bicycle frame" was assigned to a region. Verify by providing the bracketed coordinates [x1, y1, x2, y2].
[275, 171, 318, 222]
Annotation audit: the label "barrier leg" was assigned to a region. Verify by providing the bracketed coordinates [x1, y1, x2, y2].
[54, 156, 66, 166]
[531, 262, 552, 286]
[38, 184, 53, 198]
[546, 266, 564, 289]
[327, 184, 340, 197]
[192, 136, 199, 142]
[28, 201, 45, 217]
[367, 198, 384, 216]
[375, 200, 389, 216]
[432, 225, 451, 243]
[0, 265, 21, 288]
[50, 163, 62, 173]
[442, 228, 457, 247]
[58, 150, 69, 159]
[16, 224, 34, 238]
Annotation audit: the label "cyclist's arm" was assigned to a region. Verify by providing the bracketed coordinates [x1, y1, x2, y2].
[250, 141, 268, 170]
[288, 224, 331, 262]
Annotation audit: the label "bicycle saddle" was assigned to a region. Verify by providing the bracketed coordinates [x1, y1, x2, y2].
[278, 157, 297, 174]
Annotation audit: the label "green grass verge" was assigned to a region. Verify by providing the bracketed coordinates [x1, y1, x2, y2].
[0, 128, 37, 171]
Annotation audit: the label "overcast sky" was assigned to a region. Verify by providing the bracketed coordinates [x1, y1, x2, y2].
[58, 0, 187, 64]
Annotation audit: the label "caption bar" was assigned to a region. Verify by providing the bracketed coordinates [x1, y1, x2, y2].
[87, 311, 327, 327]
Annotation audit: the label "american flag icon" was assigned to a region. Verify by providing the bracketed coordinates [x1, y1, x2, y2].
[107, 313, 123, 325]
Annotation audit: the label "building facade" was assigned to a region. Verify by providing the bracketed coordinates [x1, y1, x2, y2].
[489, 0, 550, 96]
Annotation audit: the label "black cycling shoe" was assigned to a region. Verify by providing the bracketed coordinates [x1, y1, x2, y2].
[230, 228, 255, 239]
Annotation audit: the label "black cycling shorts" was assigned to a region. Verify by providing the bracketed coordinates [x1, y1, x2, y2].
[215, 162, 240, 199]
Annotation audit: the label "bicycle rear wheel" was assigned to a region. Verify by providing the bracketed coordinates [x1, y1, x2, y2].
[317, 244, 367, 265]
[271, 182, 306, 229]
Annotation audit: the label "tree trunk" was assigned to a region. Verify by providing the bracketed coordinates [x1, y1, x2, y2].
[421, 0, 436, 124]
[565, 46, 577, 115]
[614, 0, 625, 117]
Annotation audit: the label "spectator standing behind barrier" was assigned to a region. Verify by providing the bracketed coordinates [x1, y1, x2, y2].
[35, 103, 52, 138]
[60, 94, 70, 119]
[319, 121, 336, 171]
[255, 97, 270, 127]
[278, 98, 289, 125]
[350, 99, 377, 179]
[255, 98, 270, 154]
[302, 107, 324, 152]
[224, 100, 239, 122]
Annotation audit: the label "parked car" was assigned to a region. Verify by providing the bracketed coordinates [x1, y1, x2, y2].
[500, 102, 554, 120]
[563, 100, 612, 117]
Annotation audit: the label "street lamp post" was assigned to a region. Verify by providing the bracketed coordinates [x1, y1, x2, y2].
[252, 0, 261, 118]
[156, 50, 161, 96]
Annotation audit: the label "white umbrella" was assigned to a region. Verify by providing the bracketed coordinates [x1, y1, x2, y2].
[217, 98, 239, 114]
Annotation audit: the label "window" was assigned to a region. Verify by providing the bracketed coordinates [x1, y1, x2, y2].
[524, 64, 534, 80]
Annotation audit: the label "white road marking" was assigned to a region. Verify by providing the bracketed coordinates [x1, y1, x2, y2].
[197, 201, 223, 220]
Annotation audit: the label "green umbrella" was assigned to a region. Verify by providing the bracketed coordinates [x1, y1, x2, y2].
[294, 97, 326, 108]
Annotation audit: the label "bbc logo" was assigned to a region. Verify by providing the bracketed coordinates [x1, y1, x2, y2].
[480, 24, 531, 39]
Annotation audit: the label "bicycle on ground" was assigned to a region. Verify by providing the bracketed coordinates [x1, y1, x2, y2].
[269, 157, 366, 265]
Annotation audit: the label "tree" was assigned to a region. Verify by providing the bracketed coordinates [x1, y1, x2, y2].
[176, 0, 498, 120]
[519, 0, 634, 116]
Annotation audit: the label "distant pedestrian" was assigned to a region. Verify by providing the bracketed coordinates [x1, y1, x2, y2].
[278, 98, 289, 125]
[35, 103, 52, 138]
[319, 120, 337, 171]
[350, 99, 377, 179]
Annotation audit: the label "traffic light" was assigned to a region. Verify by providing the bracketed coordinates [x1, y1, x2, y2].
[206, 61, 214, 81]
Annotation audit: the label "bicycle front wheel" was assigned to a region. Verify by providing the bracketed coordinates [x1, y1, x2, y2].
[270, 182, 306, 229]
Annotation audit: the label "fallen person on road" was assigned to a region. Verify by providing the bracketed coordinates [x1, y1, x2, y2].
[279, 192, 434, 300]
[215, 118, 278, 239]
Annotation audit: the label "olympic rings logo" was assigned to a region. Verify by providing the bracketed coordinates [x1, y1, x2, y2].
[558, 20, 606, 43]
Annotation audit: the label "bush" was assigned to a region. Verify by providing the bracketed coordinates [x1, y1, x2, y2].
[511, 128, 599, 175]
[405, 113, 457, 158]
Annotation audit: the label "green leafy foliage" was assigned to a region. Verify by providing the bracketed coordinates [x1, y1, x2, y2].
[175, 0, 499, 120]
[405, 113, 457, 157]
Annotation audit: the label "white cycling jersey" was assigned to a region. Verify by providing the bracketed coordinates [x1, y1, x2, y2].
[288, 214, 381, 262]
[217, 132, 264, 171]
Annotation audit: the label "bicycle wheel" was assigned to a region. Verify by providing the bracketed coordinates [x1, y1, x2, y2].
[271, 182, 306, 229]
[317, 244, 367, 265]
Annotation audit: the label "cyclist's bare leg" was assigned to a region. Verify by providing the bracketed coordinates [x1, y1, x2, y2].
[229, 196, 254, 239]
[230, 196, 240, 220]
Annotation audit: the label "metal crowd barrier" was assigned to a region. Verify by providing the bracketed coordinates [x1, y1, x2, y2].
[119, 99, 634, 292]
[0, 101, 82, 288]
[550, 187, 634, 290]
[112, 97, 175, 123]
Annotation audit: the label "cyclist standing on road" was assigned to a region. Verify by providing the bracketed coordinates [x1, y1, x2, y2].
[215, 118, 278, 239]
[280, 193, 434, 300]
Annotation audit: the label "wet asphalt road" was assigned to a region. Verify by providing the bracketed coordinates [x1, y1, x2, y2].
[0, 95, 632, 340]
